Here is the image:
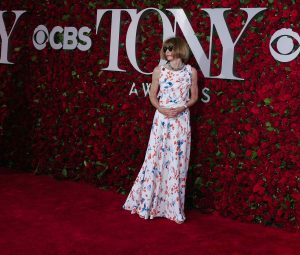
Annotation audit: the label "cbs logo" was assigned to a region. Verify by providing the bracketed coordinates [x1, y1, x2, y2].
[270, 28, 300, 62]
[33, 25, 92, 51]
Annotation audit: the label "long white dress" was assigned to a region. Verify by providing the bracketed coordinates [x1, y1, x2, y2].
[122, 64, 192, 223]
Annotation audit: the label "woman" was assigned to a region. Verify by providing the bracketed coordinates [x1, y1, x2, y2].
[123, 37, 198, 224]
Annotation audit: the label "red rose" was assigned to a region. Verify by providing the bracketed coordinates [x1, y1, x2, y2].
[253, 181, 265, 195]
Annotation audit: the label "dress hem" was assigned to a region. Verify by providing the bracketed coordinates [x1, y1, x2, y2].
[122, 206, 186, 224]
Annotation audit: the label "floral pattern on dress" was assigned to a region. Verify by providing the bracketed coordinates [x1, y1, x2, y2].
[123, 64, 192, 223]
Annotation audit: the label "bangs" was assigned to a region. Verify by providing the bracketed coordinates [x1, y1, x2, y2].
[163, 41, 174, 47]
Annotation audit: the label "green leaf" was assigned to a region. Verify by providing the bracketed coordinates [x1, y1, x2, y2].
[62, 168, 68, 177]
[158, 3, 163, 9]
[117, 0, 126, 6]
[194, 177, 203, 189]
[99, 116, 104, 124]
[205, 181, 214, 188]
[285, 67, 291, 72]
[240, 0, 250, 3]
[211, 128, 217, 136]
[88, 1, 96, 9]
[216, 150, 223, 157]
[265, 121, 272, 127]
[264, 98, 272, 105]
[97, 169, 108, 180]
[280, 161, 287, 169]
[31, 55, 37, 62]
[120, 190, 126, 195]
[96, 161, 108, 168]
[265, 121, 275, 131]
[229, 151, 236, 159]
[250, 203, 258, 209]
[208, 157, 216, 168]
[62, 14, 70, 21]
[254, 215, 263, 223]
[207, 119, 215, 125]
[232, 99, 241, 107]
[215, 186, 223, 192]
[290, 216, 296, 222]
[255, 14, 264, 23]
[55, 32, 64, 43]
[284, 109, 290, 116]
[97, 59, 106, 65]
[251, 151, 257, 159]
[235, 106, 241, 112]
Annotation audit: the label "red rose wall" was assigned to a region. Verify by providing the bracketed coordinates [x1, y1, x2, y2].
[1, 0, 300, 231]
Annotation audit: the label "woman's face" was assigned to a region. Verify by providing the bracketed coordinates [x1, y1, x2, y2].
[163, 45, 175, 61]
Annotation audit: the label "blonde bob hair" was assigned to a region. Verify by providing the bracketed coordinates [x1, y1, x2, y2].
[160, 37, 190, 64]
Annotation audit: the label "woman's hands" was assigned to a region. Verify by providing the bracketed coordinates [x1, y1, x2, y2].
[149, 65, 199, 119]
[158, 106, 186, 118]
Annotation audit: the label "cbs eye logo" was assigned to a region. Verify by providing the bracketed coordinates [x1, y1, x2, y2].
[33, 25, 92, 51]
[270, 28, 300, 62]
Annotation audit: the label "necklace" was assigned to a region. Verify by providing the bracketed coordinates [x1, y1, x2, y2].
[167, 62, 185, 71]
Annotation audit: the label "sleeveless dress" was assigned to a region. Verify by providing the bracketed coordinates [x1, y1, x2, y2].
[122, 64, 192, 223]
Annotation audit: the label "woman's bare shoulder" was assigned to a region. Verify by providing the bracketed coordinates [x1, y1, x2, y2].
[152, 65, 161, 76]
[190, 66, 197, 74]
[153, 65, 161, 72]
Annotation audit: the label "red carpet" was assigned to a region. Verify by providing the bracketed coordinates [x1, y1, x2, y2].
[0, 168, 300, 255]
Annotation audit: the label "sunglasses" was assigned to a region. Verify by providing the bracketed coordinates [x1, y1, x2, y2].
[163, 46, 174, 53]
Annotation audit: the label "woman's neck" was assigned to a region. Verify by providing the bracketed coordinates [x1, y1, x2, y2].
[169, 59, 183, 69]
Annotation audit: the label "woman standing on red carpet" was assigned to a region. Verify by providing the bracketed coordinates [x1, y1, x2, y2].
[123, 37, 198, 224]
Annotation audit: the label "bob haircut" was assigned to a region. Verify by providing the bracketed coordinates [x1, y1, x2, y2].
[160, 37, 190, 64]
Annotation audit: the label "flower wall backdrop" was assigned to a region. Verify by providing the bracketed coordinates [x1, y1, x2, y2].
[0, 0, 300, 231]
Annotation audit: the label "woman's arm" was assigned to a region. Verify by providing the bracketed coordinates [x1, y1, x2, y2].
[149, 66, 161, 110]
[186, 67, 199, 108]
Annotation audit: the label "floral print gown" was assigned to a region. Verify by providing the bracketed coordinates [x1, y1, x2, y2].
[123, 64, 192, 223]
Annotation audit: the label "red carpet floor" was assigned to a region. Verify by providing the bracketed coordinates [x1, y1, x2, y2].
[1, 168, 300, 255]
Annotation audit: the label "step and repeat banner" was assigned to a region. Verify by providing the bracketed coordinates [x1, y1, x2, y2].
[1, 0, 300, 230]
